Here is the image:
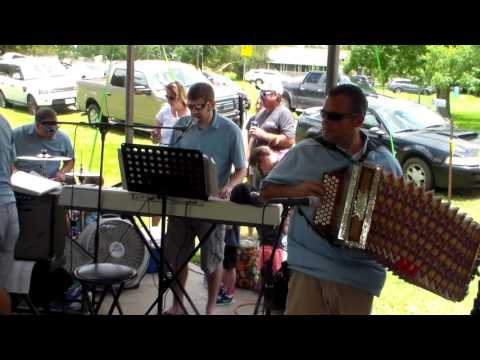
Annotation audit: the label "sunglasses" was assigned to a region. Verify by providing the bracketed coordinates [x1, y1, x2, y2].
[41, 123, 59, 133]
[320, 110, 358, 122]
[260, 90, 275, 98]
[166, 94, 176, 101]
[187, 102, 208, 111]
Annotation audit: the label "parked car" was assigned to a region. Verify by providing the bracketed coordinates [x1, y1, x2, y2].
[351, 74, 374, 86]
[202, 70, 251, 111]
[0, 57, 77, 114]
[387, 78, 434, 95]
[350, 74, 375, 87]
[296, 95, 480, 190]
[0, 52, 27, 60]
[244, 68, 290, 87]
[282, 71, 374, 112]
[65, 61, 108, 81]
[76, 60, 245, 128]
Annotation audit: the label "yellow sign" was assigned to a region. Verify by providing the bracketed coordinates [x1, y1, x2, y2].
[449, 140, 455, 156]
[240, 45, 253, 58]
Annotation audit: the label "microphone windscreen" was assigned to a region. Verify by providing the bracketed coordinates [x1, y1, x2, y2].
[231, 183, 263, 206]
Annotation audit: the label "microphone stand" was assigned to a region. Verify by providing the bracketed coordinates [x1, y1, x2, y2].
[254, 203, 291, 315]
[56, 121, 185, 263]
[59, 119, 193, 314]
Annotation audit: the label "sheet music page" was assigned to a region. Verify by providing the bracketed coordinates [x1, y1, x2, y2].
[11, 171, 61, 195]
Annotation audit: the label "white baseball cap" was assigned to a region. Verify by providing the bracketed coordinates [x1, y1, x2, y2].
[258, 80, 284, 95]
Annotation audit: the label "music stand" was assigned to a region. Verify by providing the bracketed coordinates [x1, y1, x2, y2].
[120, 143, 216, 315]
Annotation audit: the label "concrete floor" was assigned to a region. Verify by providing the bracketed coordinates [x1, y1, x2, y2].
[97, 263, 262, 315]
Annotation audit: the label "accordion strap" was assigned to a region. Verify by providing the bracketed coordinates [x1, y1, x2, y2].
[313, 135, 379, 164]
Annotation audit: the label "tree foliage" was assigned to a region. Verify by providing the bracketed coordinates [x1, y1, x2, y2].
[343, 45, 480, 117]
[343, 45, 427, 87]
[0, 45, 278, 80]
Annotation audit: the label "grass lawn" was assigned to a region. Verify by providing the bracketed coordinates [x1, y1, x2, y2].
[3, 87, 480, 315]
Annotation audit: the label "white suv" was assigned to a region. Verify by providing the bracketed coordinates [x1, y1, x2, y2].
[0, 58, 77, 114]
[244, 68, 289, 86]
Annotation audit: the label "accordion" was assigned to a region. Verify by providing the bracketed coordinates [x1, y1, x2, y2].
[313, 164, 480, 302]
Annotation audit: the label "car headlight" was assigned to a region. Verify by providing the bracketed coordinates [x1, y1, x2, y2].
[38, 89, 50, 94]
[445, 156, 480, 166]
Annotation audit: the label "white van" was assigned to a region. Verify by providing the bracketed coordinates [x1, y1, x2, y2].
[0, 58, 77, 114]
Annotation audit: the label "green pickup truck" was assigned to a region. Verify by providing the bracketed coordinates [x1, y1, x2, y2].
[76, 60, 246, 128]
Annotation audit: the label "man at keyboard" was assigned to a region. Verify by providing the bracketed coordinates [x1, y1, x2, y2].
[165, 82, 247, 315]
[13, 107, 74, 182]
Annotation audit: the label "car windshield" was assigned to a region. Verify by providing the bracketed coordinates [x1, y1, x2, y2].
[21, 61, 68, 79]
[377, 104, 448, 133]
[150, 65, 208, 89]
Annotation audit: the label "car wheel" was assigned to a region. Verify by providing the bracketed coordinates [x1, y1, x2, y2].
[255, 79, 264, 87]
[402, 157, 433, 190]
[27, 95, 38, 115]
[87, 102, 104, 125]
[0, 91, 9, 108]
[282, 95, 294, 111]
[394, 88, 402, 94]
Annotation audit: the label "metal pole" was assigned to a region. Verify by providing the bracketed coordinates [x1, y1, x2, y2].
[196, 46, 200, 69]
[125, 45, 135, 144]
[326, 45, 340, 94]
[243, 58, 246, 81]
[448, 117, 454, 201]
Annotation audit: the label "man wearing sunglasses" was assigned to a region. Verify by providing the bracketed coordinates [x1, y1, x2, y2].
[12, 108, 74, 182]
[249, 80, 295, 152]
[165, 82, 247, 315]
[260, 84, 402, 315]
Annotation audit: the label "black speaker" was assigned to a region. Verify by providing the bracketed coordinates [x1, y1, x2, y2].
[14, 191, 67, 262]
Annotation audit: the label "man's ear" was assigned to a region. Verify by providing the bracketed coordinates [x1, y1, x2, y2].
[352, 114, 364, 128]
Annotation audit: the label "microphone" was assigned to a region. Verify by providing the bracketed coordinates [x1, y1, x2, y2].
[268, 196, 321, 207]
[181, 118, 195, 132]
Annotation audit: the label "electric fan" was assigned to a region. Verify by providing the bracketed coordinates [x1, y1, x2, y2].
[66, 216, 150, 289]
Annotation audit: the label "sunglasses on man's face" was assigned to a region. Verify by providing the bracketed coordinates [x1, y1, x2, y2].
[187, 102, 208, 111]
[40, 122, 59, 133]
[320, 110, 358, 122]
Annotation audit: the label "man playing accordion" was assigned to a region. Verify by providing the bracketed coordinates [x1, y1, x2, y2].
[261, 84, 402, 315]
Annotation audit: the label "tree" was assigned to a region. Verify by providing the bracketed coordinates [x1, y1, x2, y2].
[420, 45, 476, 117]
[1, 45, 276, 80]
[343, 45, 427, 88]
[0, 45, 60, 56]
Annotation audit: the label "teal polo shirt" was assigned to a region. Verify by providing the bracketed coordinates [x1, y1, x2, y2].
[172, 112, 245, 188]
[13, 123, 74, 178]
[0, 115, 16, 206]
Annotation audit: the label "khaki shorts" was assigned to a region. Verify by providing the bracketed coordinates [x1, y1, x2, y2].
[164, 217, 225, 275]
[286, 270, 374, 315]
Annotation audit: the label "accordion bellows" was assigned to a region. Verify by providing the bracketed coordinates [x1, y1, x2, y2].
[313, 164, 480, 302]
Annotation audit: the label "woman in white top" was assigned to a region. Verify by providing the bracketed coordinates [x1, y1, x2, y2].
[151, 81, 190, 146]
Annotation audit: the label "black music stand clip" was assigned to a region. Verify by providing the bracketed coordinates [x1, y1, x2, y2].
[121, 143, 214, 315]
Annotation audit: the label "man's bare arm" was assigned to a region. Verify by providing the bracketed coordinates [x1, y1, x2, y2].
[261, 180, 324, 202]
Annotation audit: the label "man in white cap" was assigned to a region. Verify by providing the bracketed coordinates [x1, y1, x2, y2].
[249, 80, 295, 152]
